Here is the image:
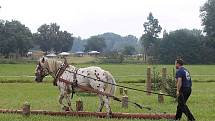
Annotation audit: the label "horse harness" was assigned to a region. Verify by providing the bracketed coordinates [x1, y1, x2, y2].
[54, 63, 79, 98]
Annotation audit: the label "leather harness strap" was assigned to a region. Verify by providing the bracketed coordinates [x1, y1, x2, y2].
[55, 63, 79, 99]
[53, 63, 69, 86]
[58, 78, 120, 102]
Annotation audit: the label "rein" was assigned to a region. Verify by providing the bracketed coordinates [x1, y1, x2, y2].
[64, 69, 174, 97]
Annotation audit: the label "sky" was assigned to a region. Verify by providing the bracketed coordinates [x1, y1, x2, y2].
[0, 0, 207, 39]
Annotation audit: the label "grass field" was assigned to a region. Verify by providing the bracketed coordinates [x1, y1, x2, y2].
[0, 63, 215, 120]
[0, 63, 215, 82]
[0, 83, 214, 121]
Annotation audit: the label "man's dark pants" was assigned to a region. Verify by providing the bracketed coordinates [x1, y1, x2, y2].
[175, 87, 195, 121]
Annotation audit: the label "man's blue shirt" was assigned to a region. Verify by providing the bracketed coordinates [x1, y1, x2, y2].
[176, 67, 192, 88]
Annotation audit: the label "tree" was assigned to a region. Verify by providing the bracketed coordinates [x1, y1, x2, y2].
[159, 29, 202, 64]
[0, 20, 33, 58]
[200, 37, 215, 64]
[84, 36, 106, 52]
[34, 23, 74, 53]
[200, 0, 215, 64]
[122, 46, 136, 55]
[140, 12, 162, 62]
[200, 0, 215, 38]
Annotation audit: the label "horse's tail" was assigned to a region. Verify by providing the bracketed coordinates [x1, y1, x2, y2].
[104, 71, 116, 96]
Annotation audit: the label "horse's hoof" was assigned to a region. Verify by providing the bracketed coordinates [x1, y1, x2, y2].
[62, 106, 70, 112]
[106, 112, 112, 118]
[97, 109, 102, 112]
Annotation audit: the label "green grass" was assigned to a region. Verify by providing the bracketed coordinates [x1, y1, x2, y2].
[0, 83, 214, 121]
[1, 63, 215, 83]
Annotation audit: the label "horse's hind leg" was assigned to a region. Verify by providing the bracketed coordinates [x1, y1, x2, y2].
[97, 94, 104, 112]
[104, 96, 112, 118]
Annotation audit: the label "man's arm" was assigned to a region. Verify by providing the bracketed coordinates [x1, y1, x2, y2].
[176, 77, 182, 97]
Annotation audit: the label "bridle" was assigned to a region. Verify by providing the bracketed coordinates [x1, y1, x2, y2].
[36, 62, 50, 78]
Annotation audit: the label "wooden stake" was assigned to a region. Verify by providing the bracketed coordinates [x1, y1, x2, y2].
[158, 91, 164, 103]
[146, 67, 152, 95]
[22, 102, 30, 116]
[76, 99, 83, 111]
[124, 88, 128, 95]
[119, 87, 123, 95]
[122, 96, 128, 108]
[161, 67, 167, 93]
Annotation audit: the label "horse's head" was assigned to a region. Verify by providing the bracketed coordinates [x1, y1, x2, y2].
[35, 57, 50, 82]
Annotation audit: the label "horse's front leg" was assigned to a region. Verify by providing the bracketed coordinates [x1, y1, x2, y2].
[65, 92, 73, 111]
[58, 93, 68, 111]
[58, 86, 72, 111]
[97, 94, 104, 112]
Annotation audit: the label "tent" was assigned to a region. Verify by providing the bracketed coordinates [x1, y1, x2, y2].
[59, 52, 70, 56]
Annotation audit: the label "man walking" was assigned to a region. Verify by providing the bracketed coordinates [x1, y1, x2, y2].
[175, 59, 195, 121]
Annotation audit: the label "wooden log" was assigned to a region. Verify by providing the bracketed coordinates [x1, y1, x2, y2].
[0, 109, 176, 119]
[122, 96, 128, 108]
[123, 88, 128, 95]
[22, 102, 30, 116]
[119, 87, 123, 95]
[146, 67, 152, 95]
[76, 100, 83, 111]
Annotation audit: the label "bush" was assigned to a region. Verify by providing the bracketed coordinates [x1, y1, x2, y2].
[151, 66, 176, 98]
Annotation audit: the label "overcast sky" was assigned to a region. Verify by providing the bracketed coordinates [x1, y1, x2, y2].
[0, 0, 207, 39]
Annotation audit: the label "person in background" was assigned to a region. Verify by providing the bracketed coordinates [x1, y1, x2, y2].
[175, 59, 195, 121]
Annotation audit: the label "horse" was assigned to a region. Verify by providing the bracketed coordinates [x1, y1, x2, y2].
[34, 57, 116, 117]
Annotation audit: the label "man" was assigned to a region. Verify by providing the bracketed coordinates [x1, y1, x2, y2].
[175, 59, 195, 121]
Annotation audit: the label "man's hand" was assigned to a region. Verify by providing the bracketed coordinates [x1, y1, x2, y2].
[176, 77, 182, 97]
[176, 91, 180, 97]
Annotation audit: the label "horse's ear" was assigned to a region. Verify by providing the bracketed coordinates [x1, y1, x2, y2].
[41, 57, 45, 63]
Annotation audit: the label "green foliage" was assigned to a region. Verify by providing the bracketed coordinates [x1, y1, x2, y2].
[34, 23, 74, 53]
[84, 36, 106, 52]
[122, 46, 136, 55]
[143, 12, 162, 38]
[0, 20, 33, 57]
[140, 12, 162, 61]
[159, 29, 202, 64]
[151, 66, 176, 98]
[200, 0, 215, 38]
[199, 37, 215, 64]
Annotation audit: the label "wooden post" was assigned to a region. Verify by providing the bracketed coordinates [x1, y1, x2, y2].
[158, 67, 167, 103]
[123, 88, 128, 95]
[161, 67, 167, 93]
[158, 91, 164, 103]
[76, 99, 83, 111]
[122, 96, 128, 108]
[146, 67, 152, 95]
[22, 102, 30, 116]
[119, 87, 123, 95]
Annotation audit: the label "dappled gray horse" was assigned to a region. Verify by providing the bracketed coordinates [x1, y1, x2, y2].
[34, 57, 116, 116]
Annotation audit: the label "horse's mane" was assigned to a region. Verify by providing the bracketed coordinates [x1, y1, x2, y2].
[46, 58, 63, 74]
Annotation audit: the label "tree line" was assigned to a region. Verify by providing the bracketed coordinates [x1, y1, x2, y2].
[0, 0, 215, 64]
[0, 21, 74, 58]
